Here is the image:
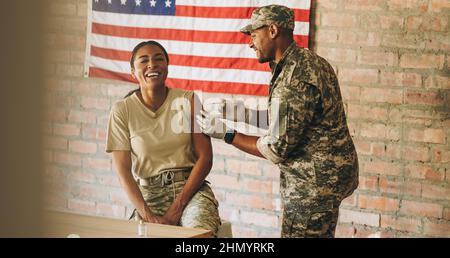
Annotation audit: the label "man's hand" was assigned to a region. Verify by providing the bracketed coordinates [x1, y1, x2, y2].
[203, 98, 248, 123]
[196, 109, 229, 139]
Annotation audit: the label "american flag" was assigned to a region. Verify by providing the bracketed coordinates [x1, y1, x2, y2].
[85, 0, 311, 96]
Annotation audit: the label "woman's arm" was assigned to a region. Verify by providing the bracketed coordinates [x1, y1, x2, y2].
[112, 150, 162, 223]
[162, 93, 213, 225]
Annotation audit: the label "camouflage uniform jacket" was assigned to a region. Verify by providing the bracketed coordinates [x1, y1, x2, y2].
[256, 42, 359, 202]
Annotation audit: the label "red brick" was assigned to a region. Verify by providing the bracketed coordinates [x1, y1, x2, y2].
[68, 110, 97, 124]
[45, 110, 67, 123]
[318, 0, 338, 9]
[422, 184, 450, 201]
[262, 163, 280, 179]
[344, 0, 383, 10]
[400, 200, 443, 218]
[72, 185, 109, 201]
[108, 85, 135, 97]
[443, 208, 450, 220]
[316, 30, 338, 43]
[387, 0, 429, 11]
[379, 15, 404, 30]
[407, 128, 446, 144]
[96, 203, 126, 218]
[208, 174, 240, 190]
[83, 157, 111, 171]
[81, 126, 98, 140]
[400, 54, 445, 69]
[240, 211, 279, 228]
[335, 224, 357, 238]
[371, 143, 401, 159]
[53, 153, 81, 167]
[359, 51, 397, 66]
[341, 194, 358, 207]
[233, 228, 259, 238]
[360, 123, 401, 141]
[226, 192, 273, 210]
[68, 199, 96, 213]
[241, 178, 272, 194]
[322, 13, 358, 27]
[44, 136, 67, 150]
[68, 170, 96, 184]
[226, 159, 260, 176]
[359, 195, 400, 212]
[361, 88, 403, 104]
[318, 47, 357, 63]
[430, 0, 450, 12]
[340, 68, 378, 85]
[211, 157, 225, 172]
[354, 140, 372, 155]
[363, 160, 402, 176]
[433, 149, 450, 163]
[406, 16, 448, 32]
[338, 209, 380, 227]
[380, 215, 422, 233]
[347, 105, 388, 121]
[426, 75, 450, 89]
[405, 164, 444, 181]
[382, 33, 426, 50]
[340, 85, 361, 102]
[423, 221, 450, 237]
[403, 145, 430, 162]
[379, 178, 401, 194]
[97, 175, 121, 187]
[380, 71, 422, 88]
[109, 190, 129, 205]
[359, 176, 379, 191]
[81, 97, 110, 110]
[69, 140, 97, 154]
[404, 181, 422, 197]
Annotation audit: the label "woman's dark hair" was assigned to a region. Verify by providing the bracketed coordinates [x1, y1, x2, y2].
[124, 40, 170, 98]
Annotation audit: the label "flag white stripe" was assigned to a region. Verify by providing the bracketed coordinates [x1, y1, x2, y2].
[92, 11, 310, 35]
[90, 56, 271, 84]
[176, 0, 311, 9]
[91, 34, 258, 58]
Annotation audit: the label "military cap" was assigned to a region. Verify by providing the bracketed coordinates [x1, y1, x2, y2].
[240, 5, 295, 35]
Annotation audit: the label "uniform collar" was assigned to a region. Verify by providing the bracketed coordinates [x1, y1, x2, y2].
[269, 41, 298, 73]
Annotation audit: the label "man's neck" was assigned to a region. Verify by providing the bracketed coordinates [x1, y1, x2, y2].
[274, 39, 294, 64]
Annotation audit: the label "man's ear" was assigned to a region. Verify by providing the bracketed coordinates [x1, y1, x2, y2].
[268, 24, 279, 39]
[131, 68, 136, 79]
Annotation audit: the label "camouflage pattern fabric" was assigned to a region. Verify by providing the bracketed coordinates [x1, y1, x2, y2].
[131, 175, 221, 236]
[240, 5, 295, 35]
[257, 42, 359, 237]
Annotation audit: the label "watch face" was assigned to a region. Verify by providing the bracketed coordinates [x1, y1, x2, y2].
[224, 130, 236, 144]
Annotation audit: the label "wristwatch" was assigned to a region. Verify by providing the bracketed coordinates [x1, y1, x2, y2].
[223, 129, 237, 144]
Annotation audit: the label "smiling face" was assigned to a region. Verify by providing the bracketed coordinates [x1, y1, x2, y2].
[131, 44, 168, 89]
[249, 26, 275, 63]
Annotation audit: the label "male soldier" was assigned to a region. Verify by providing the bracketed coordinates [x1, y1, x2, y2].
[197, 5, 359, 237]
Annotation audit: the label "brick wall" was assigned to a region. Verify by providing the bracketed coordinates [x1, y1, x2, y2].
[43, 0, 450, 237]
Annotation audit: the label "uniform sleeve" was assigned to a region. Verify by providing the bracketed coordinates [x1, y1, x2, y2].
[105, 101, 131, 153]
[257, 82, 321, 164]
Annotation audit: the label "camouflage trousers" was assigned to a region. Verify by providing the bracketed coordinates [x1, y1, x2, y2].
[280, 168, 343, 238]
[281, 196, 341, 238]
[131, 172, 221, 236]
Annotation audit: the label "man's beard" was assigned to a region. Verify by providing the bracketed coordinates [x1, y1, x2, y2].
[258, 56, 272, 63]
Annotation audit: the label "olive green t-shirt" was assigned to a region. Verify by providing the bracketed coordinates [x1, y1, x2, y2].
[106, 88, 196, 178]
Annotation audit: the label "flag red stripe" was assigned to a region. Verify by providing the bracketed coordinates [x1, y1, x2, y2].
[175, 5, 310, 22]
[89, 67, 268, 96]
[91, 46, 270, 72]
[92, 23, 309, 47]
